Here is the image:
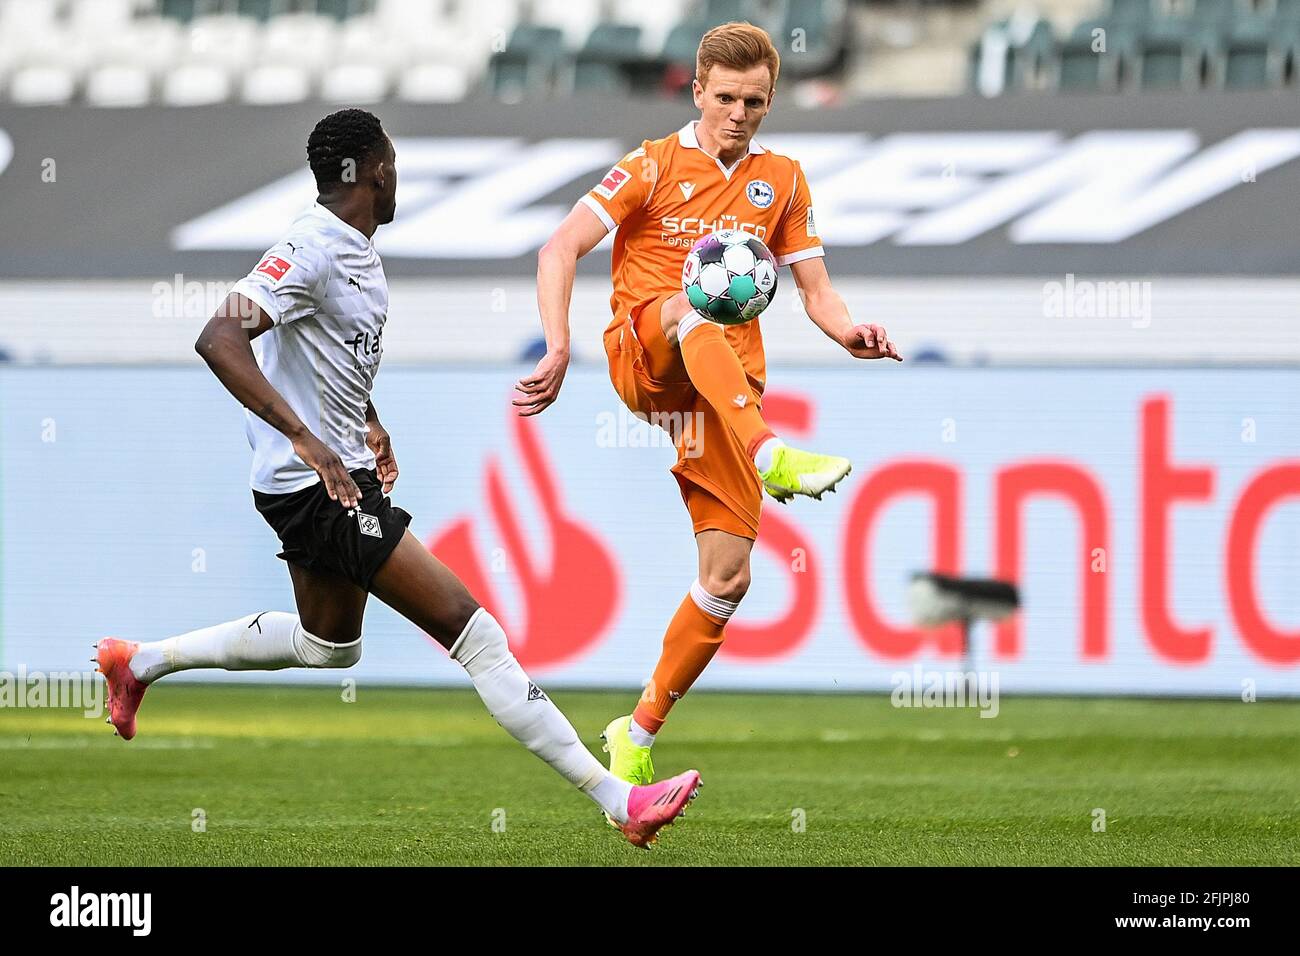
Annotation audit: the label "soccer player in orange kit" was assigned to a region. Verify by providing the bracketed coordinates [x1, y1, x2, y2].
[518, 22, 902, 789]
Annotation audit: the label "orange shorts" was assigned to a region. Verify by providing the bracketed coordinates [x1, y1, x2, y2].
[603, 293, 763, 540]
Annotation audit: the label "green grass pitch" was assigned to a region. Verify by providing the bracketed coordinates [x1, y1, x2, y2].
[2, 686, 1297, 866]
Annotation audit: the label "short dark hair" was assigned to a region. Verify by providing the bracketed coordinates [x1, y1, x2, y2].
[306, 109, 388, 192]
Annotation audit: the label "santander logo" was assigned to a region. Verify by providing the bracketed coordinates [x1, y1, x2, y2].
[428, 410, 621, 670]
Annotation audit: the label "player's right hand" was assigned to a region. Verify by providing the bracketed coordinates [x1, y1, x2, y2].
[513, 348, 569, 417]
[293, 434, 362, 509]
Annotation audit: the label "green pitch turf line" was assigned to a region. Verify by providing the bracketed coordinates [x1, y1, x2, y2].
[2, 687, 1298, 866]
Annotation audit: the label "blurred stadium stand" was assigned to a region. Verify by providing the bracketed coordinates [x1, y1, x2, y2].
[0, 0, 856, 106]
[970, 0, 1300, 94]
[17, 0, 1296, 106]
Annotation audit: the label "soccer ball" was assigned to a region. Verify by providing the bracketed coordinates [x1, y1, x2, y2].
[682, 229, 778, 325]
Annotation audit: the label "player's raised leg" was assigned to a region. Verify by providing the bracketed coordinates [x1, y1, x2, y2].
[97, 564, 368, 739]
[659, 292, 852, 501]
[369, 530, 701, 847]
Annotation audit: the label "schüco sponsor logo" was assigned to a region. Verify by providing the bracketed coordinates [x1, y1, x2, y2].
[659, 215, 768, 247]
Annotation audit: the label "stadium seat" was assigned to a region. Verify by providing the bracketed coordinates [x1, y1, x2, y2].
[532, 0, 603, 50]
[338, 15, 412, 68]
[439, 0, 523, 75]
[1053, 21, 1128, 91]
[396, 61, 470, 101]
[161, 62, 232, 104]
[573, 61, 630, 92]
[240, 62, 312, 103]
[777, 0, 847, 78]
[1055, 43, 1109, 91]
[259, 13, 340, 73]
[186, 15, 261, 72]
[236, 0, 283, 21]
[1221, 37, 1270, 86]
[0, 0, 60, 32]
[320, 61, 390, 101]
[315, 0, 366, 21]
[662, 19, 707, 67]
[488, 23, 565, 98]
[1188, 0, 1236, 30]
[582, 22, 643, 60]
[1108, 0, 1154, 23]
[94, 18, 183, 77]
[374, 0, 433, 28]
[8, 63, 76, 105]
[971, 12, 1053, 94]
[160, 0, 201, 23]
[609, 0, 688, 54]
[1211, 17, 1276, 87]
[68, 0, 136, 36]
[84, 63, 153, 107]
[572, 21, 641, 91]
[1136, 20, 1205, 89]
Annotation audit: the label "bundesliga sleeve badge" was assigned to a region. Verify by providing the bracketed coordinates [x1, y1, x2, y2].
[254, 255, 294, 283]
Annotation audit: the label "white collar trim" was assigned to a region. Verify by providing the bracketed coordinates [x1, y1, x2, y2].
[677, 121, 765, 180]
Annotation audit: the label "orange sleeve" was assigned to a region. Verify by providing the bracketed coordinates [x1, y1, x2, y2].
[578, 143, 657, 232]
[769, 160, 825, 268]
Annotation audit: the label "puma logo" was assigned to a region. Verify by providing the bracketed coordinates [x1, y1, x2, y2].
[679, 182, 696, 200]
[347, 276, 361, 290]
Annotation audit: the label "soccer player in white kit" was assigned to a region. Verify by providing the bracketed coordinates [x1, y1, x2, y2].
[94, 109, 699, 849]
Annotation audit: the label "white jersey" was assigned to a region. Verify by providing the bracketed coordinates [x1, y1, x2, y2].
[231, 202, 387, 494]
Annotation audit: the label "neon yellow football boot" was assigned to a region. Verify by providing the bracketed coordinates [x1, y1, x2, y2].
[601, 715, 655, 827]
[758, 444, 852, 503]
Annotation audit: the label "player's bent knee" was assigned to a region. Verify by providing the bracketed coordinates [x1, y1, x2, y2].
[707, 571, 750, 604]
[659, 292, 694, 345]
[690, 575, 745, 621]
[295, 624, 363, 668]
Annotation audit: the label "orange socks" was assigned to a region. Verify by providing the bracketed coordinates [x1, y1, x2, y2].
[632, 584, 737, 735]
[678, 321, 775, 458]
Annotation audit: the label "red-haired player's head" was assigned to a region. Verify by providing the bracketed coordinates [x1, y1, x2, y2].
[691, 22, 780, 162]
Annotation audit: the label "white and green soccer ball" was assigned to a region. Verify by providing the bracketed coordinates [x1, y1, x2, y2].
[681, 229, 778, 325]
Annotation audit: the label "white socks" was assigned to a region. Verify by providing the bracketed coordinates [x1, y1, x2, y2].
[128, 612, 362, 683]
[628, 718, 657, 748]
[450, 608, 632, 824]
[753, 436, 784, 474]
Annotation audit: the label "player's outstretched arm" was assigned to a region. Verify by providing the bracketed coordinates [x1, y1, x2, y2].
[516, 203, 610, 416]
[791, 257, 902, 362]
[195, 293, 361, 507]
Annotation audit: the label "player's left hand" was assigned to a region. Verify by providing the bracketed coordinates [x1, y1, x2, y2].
[514, 348, 569, 417]
[841, 323, 902, 361]
[366, 422, 399, 493]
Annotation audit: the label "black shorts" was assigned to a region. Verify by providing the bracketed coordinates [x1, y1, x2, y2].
[253, 468, 412, 591]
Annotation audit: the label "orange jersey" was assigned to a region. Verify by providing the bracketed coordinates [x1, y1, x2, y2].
[581, 121, 823, 393]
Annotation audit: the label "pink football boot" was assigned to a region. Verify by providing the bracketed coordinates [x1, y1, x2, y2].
[95, 638, 149, 741]
[620, 770, 702, 848]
